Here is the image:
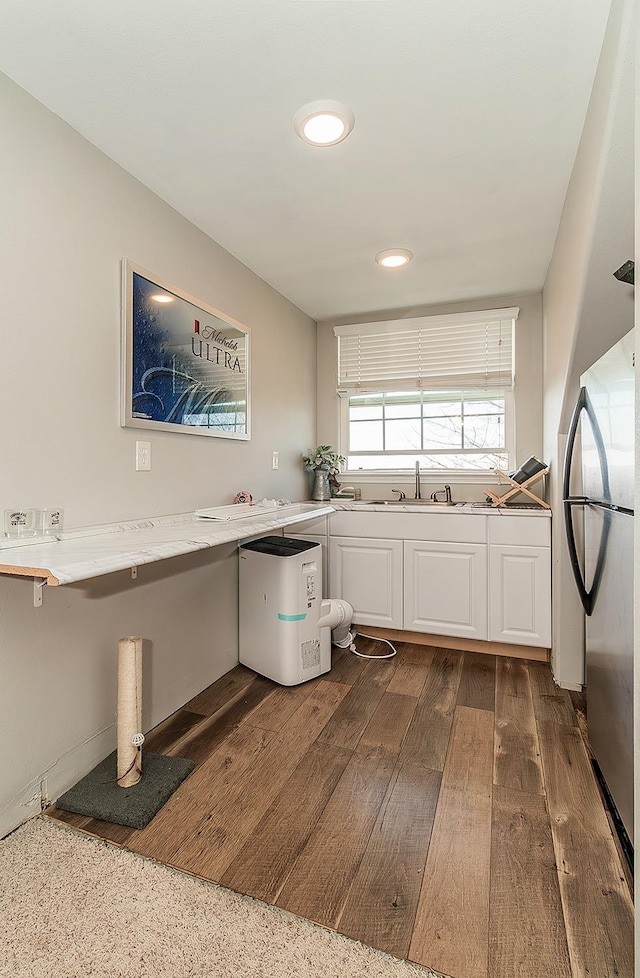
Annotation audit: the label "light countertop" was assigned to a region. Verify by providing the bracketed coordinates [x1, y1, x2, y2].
[0, 499, 550, 587]
[0, 504, 334, 586]
[329, 501, 552, 516]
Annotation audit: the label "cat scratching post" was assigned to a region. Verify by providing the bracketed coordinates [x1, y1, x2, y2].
[56, 634, 196, 829]
[117, 635, 143, 787]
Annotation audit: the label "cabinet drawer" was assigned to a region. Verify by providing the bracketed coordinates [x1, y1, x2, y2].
[330, 510, 487, 544]
[290, 514, 329, 536]
[488, 514, 550, 547]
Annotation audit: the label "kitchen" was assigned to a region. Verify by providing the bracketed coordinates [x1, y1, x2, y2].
[0, 2, 635, 976]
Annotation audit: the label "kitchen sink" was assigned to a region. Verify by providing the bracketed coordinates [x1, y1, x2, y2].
[359, 499, 467, 507]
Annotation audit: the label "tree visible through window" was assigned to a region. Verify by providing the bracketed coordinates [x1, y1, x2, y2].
[346, 391, 508, 471]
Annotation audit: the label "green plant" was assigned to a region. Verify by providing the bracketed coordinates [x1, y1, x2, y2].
[302, 445, 345, 475]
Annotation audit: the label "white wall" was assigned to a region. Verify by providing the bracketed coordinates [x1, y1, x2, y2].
[0, 74, 316, 836]
[0, 548, 238, 838]
[0, 76, 316, 527]
[317, 292, 543, 502]
[542, 0, 633, 688]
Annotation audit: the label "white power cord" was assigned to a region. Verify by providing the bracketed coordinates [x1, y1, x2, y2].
[349, 631, 397, 660]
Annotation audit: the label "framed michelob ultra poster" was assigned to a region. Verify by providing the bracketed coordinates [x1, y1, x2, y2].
[121, 260, 250, 439]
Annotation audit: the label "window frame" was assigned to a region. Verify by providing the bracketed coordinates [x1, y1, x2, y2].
[338, 390, 515, 482]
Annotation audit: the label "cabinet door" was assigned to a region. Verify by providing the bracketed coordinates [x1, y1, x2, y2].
[489, 545, 551, 647]
[404, 540, 487, 640]
[329, 537, 403, 628]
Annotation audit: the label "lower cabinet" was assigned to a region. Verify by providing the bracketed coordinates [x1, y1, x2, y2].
[404, 540, 488, 640]
[329, 536, 403, 628]
[327, 513, 551, 649]
[488, 544, 551, 647]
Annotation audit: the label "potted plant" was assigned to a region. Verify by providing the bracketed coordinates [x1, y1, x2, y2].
[303, 445, 345, 500]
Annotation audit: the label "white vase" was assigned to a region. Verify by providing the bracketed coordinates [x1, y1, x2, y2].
[311, 469, 331, 501]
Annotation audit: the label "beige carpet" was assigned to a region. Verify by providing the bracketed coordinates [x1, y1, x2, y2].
[0, 817, 444, 978]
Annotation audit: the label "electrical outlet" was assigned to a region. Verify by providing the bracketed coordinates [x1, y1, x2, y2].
[272, 451, 279, 470]
[136, 440, 151, 471]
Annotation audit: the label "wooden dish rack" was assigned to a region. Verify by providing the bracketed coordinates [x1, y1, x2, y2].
[484, 467, 550, 509]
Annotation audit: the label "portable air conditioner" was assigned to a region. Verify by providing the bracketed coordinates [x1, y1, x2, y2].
[238, 535, 353, 686]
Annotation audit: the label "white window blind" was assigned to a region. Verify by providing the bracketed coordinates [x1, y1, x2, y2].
[334, 307, 518, 394]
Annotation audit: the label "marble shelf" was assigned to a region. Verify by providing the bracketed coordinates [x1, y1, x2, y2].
[0, 504, 334, 587]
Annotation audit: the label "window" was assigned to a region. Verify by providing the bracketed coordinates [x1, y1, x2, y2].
[346, 390, 508, 470]
[335, 308, 517, 473]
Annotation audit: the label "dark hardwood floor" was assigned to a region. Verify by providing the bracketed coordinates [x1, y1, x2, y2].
[48, 641, 634, 978]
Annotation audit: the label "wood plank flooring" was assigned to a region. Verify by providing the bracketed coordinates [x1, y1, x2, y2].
[48, 641, 634, 978]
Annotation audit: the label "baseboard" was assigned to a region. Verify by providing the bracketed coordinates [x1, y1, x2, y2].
[356, 626, 549, 661]
[0, 775, 46, 840]
[0, 724, 115, 840]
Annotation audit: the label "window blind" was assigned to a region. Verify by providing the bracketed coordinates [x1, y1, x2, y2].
[334, 307, 517, 394]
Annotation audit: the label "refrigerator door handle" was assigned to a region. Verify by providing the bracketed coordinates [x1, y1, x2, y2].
[562, 387, 611, 502]
[563, 499, 612, 616]
[562, 386, 612, 616]
[563, 499, 591, 614]
[562, 386, 584, 504]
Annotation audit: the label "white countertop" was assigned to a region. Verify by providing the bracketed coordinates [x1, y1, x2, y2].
[330, 501, 552, 517]
[0, 499, 550, 587]
[0, 504, 334, 586]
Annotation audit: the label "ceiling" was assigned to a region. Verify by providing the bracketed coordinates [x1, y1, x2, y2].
[0, 1, 612, 321]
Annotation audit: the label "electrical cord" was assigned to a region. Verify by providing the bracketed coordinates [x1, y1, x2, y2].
[349, 631, 398, 659]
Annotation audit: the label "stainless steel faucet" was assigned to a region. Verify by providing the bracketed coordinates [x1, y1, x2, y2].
[430, 484, 452, 503]
[414, 461, 422, 500]
[391, 489, 406, 500]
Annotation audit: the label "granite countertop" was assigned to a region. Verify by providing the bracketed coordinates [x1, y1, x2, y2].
[0, 504, 334, 586]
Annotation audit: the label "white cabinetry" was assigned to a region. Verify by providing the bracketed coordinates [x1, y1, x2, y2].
[488, 516, 551, 647]
[404, 540, 487, 639]
[329, 536, 403, 628]
[327, 509, 551, 649]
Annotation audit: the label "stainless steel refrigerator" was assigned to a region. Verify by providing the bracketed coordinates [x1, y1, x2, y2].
[563, 328, 634, 856]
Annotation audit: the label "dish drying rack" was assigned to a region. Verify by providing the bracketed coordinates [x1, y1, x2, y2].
[484, 467, 550, 509]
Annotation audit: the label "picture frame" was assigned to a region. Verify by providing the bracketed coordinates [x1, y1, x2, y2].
[121, 259, 250, 440]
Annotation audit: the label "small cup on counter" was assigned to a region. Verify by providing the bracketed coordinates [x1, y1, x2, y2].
[42, 507, 64, 534]
[4, 508, 38, 537]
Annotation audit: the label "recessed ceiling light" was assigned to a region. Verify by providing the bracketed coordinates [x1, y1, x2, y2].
[375, 249, 414, 268]
[294, 100, 355, 146]
[150, 293, 174, 303]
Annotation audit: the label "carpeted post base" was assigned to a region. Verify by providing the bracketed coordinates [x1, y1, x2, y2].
[56, 752, 195, 829]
